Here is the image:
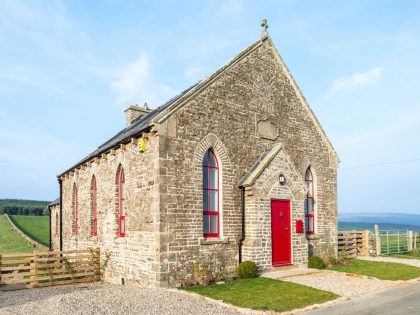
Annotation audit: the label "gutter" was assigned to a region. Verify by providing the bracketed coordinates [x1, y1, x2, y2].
[238, 186, 246, 264]
[59, 178, 63, 252]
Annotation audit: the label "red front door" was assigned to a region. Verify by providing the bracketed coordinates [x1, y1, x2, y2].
[271, 199, 291, 266]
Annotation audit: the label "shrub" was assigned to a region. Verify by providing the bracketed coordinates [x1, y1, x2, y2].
[410, 248, 420, 257]
[236, 261, 258, 278]
[326, 255, 337, 266]
[308, 256, 326, 269]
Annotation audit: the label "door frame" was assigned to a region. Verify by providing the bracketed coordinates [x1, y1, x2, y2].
[271, 198, 292, 266]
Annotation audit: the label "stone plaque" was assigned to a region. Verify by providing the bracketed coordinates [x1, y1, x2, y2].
[257, 120, 278, 140]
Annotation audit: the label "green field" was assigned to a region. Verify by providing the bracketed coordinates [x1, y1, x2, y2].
[0, 215, 34, 254]
[10, 215, 49, 246]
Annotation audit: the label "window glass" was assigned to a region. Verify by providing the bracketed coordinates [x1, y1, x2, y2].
[209, 190, 218, 212]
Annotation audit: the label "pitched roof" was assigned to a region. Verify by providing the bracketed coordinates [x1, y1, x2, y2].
[58, 83, 199, 177]
[49, 197, 60, 207]
[58, 38, 264, 178]
[238, 143, 283, 187]
[58, 34, 339, 178]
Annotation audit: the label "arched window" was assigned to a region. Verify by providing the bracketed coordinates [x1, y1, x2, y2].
[203, 149, 219, 237]
[91, 176, 97, 236]
[72, 184, 78, 235]
[305, 167, 315, 234]
[117, 166, 126, 237]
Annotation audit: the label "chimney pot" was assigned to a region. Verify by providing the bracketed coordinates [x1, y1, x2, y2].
[124, 103, 151, 127]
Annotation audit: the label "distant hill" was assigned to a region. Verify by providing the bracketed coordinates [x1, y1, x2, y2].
[0, 199, 50, 216]
[339, 221, 420, 232]
[339, 212, 420, 227]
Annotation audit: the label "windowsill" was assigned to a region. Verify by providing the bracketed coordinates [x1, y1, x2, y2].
[306, 234, 320, 240]
[199, 237, 229, 245]
[114, 237, 127, 244]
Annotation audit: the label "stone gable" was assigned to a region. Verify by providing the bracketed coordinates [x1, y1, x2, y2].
[54, 35, 338, 287]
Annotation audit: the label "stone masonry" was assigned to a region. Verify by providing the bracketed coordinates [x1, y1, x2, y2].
[53, 33, 339, 287]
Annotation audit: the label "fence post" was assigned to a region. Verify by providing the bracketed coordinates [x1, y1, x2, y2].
[374, 224, 381, 255]
[362, 230, 370, 256]
[415, 233, 418, 249]
[0, 254, 2, 285]
[408, 231, 413, 252]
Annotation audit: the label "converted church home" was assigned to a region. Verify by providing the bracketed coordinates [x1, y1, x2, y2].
[50, 22, 339, 287]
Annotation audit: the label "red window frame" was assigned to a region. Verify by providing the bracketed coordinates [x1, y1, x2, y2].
[118, 167, 126, 237]
[92, 177, 97, 236]
[203, 149, 219, 237]
[72, 184, 78, 235]
[305, 168, 315, 234]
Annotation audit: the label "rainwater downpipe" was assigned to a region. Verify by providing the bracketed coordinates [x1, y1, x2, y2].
[59, 178, 63, 252]
[48, 206, 52, 250]
[238, 186, 246, 264]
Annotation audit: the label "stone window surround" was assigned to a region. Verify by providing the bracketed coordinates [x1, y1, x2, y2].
[193, 133, 233, 240]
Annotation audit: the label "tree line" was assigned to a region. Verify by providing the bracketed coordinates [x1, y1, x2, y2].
[0, 199, 50, 216]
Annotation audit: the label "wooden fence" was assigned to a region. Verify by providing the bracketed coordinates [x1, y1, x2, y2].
[0, 248, 100, 291]
[338, 230, 370, 258]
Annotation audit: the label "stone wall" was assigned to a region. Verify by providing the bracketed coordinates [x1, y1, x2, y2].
[242, 148, 308, 268]
[58, 37, 338, 287]
[156, 38, 338, 286]
[50, 204, 60, 250]
[59, 133, 161, 286]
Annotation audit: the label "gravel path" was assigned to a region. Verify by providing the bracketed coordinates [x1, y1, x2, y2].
[280, 271, 399, 298]
[0, 283, 241, 315]
[357, 256, 420, 267]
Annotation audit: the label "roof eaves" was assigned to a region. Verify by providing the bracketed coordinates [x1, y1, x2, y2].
[238, 143, 283, 187]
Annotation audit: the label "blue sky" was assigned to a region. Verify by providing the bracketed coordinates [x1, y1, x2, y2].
[0, 0, 419, 214]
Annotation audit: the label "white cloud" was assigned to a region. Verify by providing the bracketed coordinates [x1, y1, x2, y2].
[110, 54, 178, 107]
[185, 66, 204, 78]
[330, 67, 383, 93]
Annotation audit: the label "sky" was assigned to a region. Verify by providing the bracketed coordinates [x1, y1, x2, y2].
[0, 0, 419, 214]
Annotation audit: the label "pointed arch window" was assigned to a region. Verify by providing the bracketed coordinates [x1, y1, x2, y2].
[305, 167, 315, 234]
[117, 166, 126, 237]
[203, 149, 219, 237]
[91, 176, 98, 236]
[72, 184, 78, 235]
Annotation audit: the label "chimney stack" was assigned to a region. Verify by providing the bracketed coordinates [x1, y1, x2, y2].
[124, 103, 151, 127]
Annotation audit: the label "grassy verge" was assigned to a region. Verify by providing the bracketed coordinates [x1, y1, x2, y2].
[182, 277, 337, 312]
[0, 215, 34, 254]
[386, 253, 420, 260]
[10, 215, 49, 246]
[328, 259, 420, 280]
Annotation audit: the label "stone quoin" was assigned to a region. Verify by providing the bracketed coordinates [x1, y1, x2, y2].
[50, 21, 339, 287]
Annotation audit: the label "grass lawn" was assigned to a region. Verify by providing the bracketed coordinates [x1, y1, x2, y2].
[182, 277, 337, 312]
[10, 215, 49, 246]
[0, 215, 34, 254]
[328, 259, 420, 280]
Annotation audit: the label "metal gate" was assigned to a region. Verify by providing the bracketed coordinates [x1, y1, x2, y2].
[379, 230, 409, 255]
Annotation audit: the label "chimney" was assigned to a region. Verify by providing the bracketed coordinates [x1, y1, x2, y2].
[124, 103, 151, 127]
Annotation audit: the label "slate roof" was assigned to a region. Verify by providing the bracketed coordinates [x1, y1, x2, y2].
[238, 143, 284, 187]
[49, 197, 60, 207]
[58, 83, 199, 177]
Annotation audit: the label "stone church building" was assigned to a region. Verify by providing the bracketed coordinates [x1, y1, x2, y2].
[50, 25, 339, 287]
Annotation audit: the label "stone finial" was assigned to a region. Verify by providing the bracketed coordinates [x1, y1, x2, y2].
[261, 19, 268, 38]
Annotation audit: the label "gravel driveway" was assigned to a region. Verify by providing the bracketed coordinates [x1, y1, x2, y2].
[264, 270, 399, 298]
[0, 283, 241, 315]
[357, 256, 420, 267]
